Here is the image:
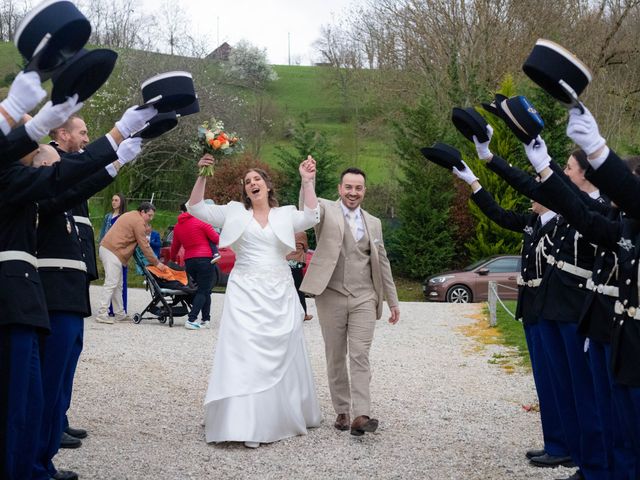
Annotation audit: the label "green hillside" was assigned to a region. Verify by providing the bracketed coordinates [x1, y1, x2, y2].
[0, 43, 396, 186]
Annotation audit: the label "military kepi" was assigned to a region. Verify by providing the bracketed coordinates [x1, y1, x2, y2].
[14, 0, 91, 80]
[140, 71, 196, 113]
[50, 48, 117, 104]
[132, 111, 179, 139]
[451, 107, 489, 143]
[420, 143, 465, 171]
[523, 39, 592, 108]
[481, 95, 544, 144]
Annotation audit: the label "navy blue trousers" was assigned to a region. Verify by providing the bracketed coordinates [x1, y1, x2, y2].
[32, 313, 83, 480]
[524, 323, 568, 456]
[538, 318, 609, 479]
[0, 325, 43, 480]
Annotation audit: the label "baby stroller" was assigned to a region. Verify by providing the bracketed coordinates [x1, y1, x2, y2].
[132, 253, 197, 327]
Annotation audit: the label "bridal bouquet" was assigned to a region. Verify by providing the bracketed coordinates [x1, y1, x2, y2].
[194, 119, 242, 176]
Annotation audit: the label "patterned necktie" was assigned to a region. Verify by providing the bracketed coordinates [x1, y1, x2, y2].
[346, 211, 358, 240]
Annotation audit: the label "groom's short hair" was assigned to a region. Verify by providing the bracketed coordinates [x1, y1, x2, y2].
[340, 167, 366, 183]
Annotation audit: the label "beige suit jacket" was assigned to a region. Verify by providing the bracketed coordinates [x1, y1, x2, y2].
[300, 198, 398, 319]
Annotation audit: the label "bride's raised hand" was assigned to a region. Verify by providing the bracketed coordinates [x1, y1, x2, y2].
[198, 154, 215, 169]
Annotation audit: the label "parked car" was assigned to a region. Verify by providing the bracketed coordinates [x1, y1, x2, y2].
[423, 255, 521, 303]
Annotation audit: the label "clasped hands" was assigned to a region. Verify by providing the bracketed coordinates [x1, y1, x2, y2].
[299, 155, 316, 182]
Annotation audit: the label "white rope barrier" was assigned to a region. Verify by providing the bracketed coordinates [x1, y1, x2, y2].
[488, 281, 516, 326]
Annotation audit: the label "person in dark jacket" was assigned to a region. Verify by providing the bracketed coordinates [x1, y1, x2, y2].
[170, 203, 220, 329]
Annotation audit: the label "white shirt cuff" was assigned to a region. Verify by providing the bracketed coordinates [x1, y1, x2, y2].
[105, 163, 118, 177]
[0, 116, 10, 136]
[588, 146, 610, 170]
[105, 133, 118, 152]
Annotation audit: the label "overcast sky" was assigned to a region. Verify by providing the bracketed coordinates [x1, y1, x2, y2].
[176, 0, 362, 65]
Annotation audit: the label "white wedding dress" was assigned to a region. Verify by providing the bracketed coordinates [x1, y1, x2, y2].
[203, 219, 322, 444]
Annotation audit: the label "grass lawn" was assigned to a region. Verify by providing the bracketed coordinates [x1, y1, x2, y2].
[492, 300, 530, 368]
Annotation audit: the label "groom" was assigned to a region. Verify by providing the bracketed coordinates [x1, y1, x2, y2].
[301, 167, 400, 436]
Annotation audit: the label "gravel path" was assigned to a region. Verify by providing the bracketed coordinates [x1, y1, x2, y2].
[55, 286, 576, 479]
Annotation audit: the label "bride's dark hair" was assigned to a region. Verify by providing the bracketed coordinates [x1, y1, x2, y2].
[241, 168, 279, 209]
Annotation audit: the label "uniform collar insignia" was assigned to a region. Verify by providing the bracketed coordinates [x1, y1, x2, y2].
[617, 237, 634, 252]
[524, 226, 533, 235]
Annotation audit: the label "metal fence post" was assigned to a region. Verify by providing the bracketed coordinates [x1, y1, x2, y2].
[488, 281, 497, 326]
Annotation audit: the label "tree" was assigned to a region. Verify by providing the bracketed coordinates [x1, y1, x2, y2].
[389, 93, 458, 280]
[274, 114, 340, 206]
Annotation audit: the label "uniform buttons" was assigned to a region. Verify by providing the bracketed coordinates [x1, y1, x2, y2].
[525, 254, 529, 259]
[556, 249, 560, 253]
[624, 299, 629, 305]
[632, 259, 636, 265]
[24, 273, 29, 278]
[579, 283, 583, 288]
[626, 279, 631, 285]
[620, 320, 625, 325]
[597, 269, 601, 274]
[601, 252, 605, 257]
[561, 236, 565, 240]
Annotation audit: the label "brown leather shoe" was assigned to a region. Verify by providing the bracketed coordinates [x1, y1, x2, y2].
[334, 413, 350, 431]
[350, 415, 379, 436]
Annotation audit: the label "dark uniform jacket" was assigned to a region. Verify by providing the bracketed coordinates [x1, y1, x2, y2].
[0, 135, 117, 331]
[485, 155, 603, 323]
[36, 168, 115, 317]
[538, 171, 640, 386]
[52, 143, 113, 281]
[587, 148, 640, 219]
[471, 187, 553, 325]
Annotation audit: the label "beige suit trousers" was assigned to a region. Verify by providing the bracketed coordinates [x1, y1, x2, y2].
[315, 287, 377, 418]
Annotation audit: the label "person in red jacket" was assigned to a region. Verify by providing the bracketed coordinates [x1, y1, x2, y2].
[170, 203, 221, 329]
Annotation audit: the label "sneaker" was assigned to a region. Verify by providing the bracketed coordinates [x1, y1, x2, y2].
[199, 321, 210, 329]
[115, 314, 133, 323]
[185, 320, 201, 330]
[210, 253, 222, 264]
[95, 314, 114, 324]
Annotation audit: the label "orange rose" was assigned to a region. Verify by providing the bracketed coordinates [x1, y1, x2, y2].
[212, 139, 221, 149]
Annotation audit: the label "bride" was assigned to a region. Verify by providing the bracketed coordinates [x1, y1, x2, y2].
[187, 154, 322, 448]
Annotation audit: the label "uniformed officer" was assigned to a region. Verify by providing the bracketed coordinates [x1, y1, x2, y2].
[450, 160, 573, 468]
[473, 127, 609, 480]
[30, 136, 146, 480]
[563, 105, 640, 476]
[0, 78, 98, 480]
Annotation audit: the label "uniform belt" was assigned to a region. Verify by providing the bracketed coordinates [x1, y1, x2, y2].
[0, 250, 38, 268]
[614, 300, 640, 320]
[37, 258, 87, 272]
[72, 216, 93, 228]
[546, 255, 592, 279]
[586, 278, 619, 298]
[516, 275, 542, 288]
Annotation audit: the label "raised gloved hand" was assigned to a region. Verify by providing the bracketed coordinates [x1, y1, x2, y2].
[524, 136, 551, 173]
[0, 71, 46, 122]
[116, 137, 143, 166]
[115, 105, 158, 138]
[473, 124, 493, 160]
[24, 95, 83, 141]
[566, 105, 606, 156]
[452, 160, 479, 185]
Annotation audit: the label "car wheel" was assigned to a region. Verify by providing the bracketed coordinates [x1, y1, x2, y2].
[446, 284, 472, 303]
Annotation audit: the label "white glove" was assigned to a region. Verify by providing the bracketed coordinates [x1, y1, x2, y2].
[566, 105, 606, 156]
[524, 136, 551, 173]
[116, 137, 143, 166]
[473, 124, 493, 160]
[115, 105, 158, 138]
[0, 71, 46, 122]
[452, 160, 479, 185]
[24, 95, 83, 141]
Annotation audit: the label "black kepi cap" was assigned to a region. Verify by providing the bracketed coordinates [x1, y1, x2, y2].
[140, 71, 196, 113]
[452, 107, 489, 143]
[50, 48, 117, 104]
[15, 0, 91, 80]
[420, 143, 464, 170]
